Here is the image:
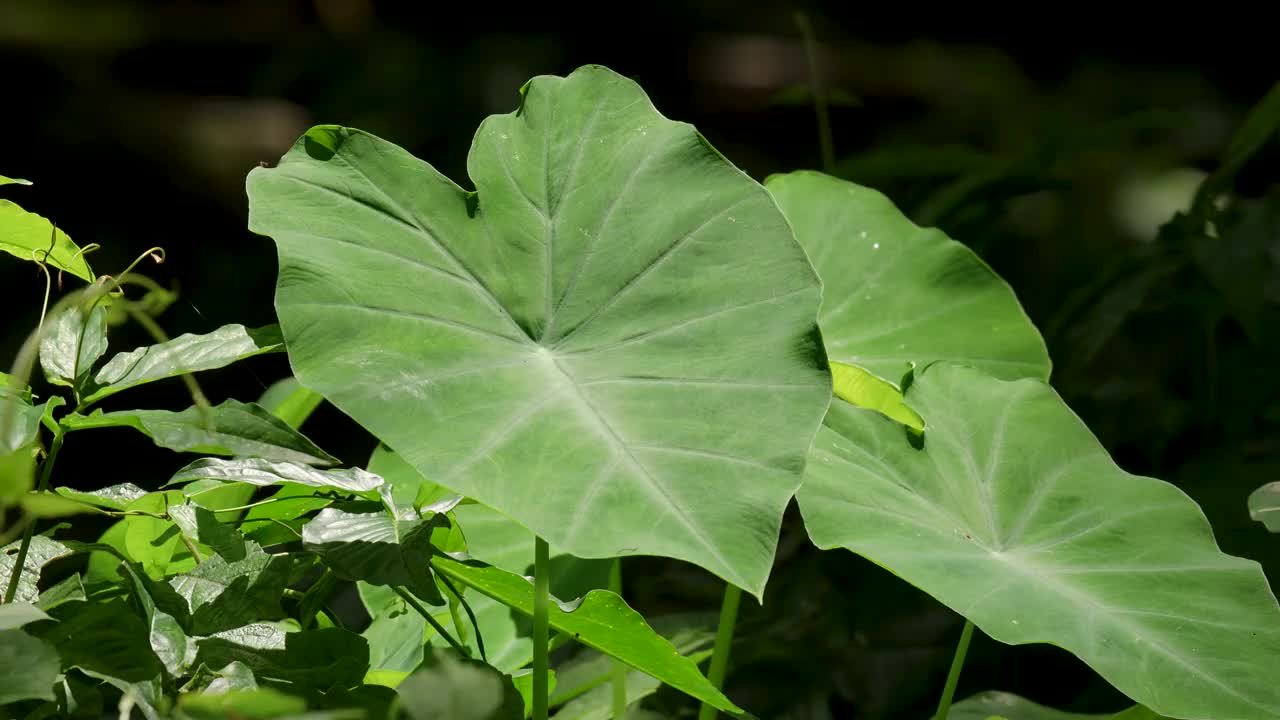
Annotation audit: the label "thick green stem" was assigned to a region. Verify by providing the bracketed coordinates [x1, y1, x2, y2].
[697, 583, 743, 720]
[392, 586, 468, 657]
[3, 430, 64, 604]
[934, 619, 975, 720]
[610, 558, 628, 718]
[533, 537, 551, 720]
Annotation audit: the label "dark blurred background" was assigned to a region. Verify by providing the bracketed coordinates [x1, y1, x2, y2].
[2, 2, 1277, 718]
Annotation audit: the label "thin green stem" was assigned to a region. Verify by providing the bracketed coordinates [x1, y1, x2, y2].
[796, 12, 835, 173]
[392, 586, 468, 657]
[3, 430, 64, 604]
[934, 619, 975, 720]
[610, 558, 628, 718]
[438, 572, 486, 663]
[697, 583, 743, 720]
[533, 536, 551, 720]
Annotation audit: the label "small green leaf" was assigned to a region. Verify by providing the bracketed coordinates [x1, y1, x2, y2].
[0, 629, 60, 703]
[21, 491, 104, 518]
[830, 361, 924, 431]
[0, 445, 37, 505]
[0, 200, 95, 282]
[0, 376, 41, 454]
[431, 554, 744, 716]
[82, 324, 284, 406]
[172, 457, 383, 494]
[0, 174, 32, 186]
[239, 483, 334, 546]
[396, 648, 524, 720]
[39, 301, 109, 389]
[63, 399, 339, 465]
[1248, 482, 1280, 532]
[257, 375, 325, 429]
[302, 508, 445, 605]
[54, 482, 148, 511]
[1, 535, 71, 603]
[0, 601, 51, 629]
[204, 660, 258, 692]
[359, 582, 432, 673]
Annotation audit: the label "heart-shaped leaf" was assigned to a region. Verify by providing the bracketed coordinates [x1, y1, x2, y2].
[765, 171, 1049, 387]
[63, 399, 338, 465]
[83, 323, 284, 406]
[246, 65, 832, 597]
[799, 363, 1280, 720]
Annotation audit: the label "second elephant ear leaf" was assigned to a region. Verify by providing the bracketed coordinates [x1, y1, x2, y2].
[246, 64, 833, 598]
[765, 170, 1051, 402]
[800, 362, 1280, 720]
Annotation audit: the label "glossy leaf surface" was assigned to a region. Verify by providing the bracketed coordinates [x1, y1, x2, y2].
[63, 399, 338, 465]
[84, 323, 284, 405]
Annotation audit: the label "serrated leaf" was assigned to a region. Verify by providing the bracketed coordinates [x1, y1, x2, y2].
[396, 648, 524, 720]
[194, 627, 369, 689]
[0, 200, 95, 282]
[431, 554, 743, 716]
[302, 508, 445, 605]
[765, 170, 1050, 386]
[167, 538, 291, 635]
[1, 535, 72, 603]
[39, 301, 109, 388]
[0, 628, 60, 703]
[63, 399, 339, 465]
[1248, 482, 1280, 532]
[82, 323, 284, 406]
[246, 65, 833, 598]
[172, 456, 383, 494]
[799, 363, 1280, 720]
[0, 601, 51, 629]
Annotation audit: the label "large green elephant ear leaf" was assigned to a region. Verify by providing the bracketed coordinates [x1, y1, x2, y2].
[245, 64, 832, 598]
[800, 362, 1280, 720]
[765, 171, 1050, 387]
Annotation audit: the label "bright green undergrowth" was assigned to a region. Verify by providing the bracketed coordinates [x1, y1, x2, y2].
[1, 65, 1277, 720]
